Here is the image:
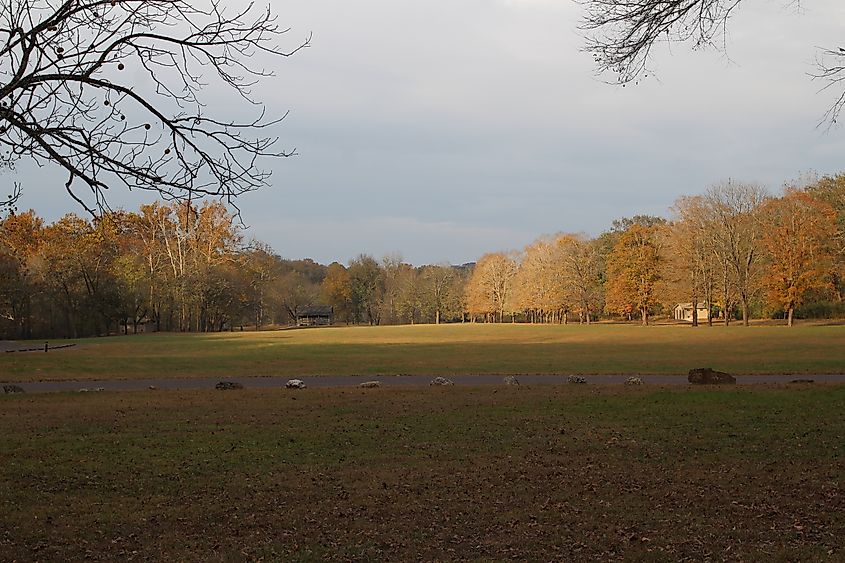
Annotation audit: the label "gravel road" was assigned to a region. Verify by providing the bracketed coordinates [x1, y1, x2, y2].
[3, 374, 844, 393]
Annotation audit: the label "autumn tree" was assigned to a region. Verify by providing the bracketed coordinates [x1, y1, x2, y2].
[105, 211, 152, 334]
[125, 200, 241, 332]
[0, 1, 308, 211]
[1, 202, 338, 337]
[805, 174, 845, 303]
[0, 209, 43, 337]
[580, 0, 845, 123]
[605, 224, 663, 325]
[321, 262, 353, 324]
[122, 202, 171, 331]
[348, 254, 384, 325]
[596, 216, 666, 284]
[463, 264, 491, 322]
[668, 196, 719, 326]
[512, 238, 565, 323]
[392, 264, 422, 324]
[277, 270, 321, 323]
[379, 254, 417, 325]
[38, 213, 123, 337]
[609, 215, 668, 234]
[238, 243, 282, 329]
[417, 264, 464, 324]
[703, 182, 767, 326]
[465, 252, 518, 323]
[556, 234, 603, 324]
[172, 201, 241, 331]
[760, 190, 837, 326]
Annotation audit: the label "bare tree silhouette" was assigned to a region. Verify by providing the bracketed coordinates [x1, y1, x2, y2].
[580, 0, 845, 124]
[0, 1, 309, 212]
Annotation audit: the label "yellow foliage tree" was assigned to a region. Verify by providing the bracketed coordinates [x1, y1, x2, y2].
[465, 252, 517, 322]
[761, 190, 837, 326]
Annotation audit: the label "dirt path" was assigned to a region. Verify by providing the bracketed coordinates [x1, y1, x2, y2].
[3, 373, 845, 393]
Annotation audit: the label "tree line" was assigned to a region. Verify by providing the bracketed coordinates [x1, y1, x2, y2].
[465, 176, 845, 327]
[2, 175, 844, 338]
[0, 200, 469, 339]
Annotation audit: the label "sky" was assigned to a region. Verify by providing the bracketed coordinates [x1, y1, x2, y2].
[7, 0, 845, 265]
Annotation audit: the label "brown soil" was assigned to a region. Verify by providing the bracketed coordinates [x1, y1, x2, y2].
[0, 385, 842, 561]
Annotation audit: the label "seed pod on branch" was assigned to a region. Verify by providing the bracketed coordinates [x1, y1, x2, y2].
[0, 0, 310, 214]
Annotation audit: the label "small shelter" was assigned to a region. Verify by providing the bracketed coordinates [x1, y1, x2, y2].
[295, 306, 334, 327]
[673, 303, 710, 323]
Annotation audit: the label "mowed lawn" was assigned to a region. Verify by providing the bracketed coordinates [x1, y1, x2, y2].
[1, 323, 844, 382]
[0, 385, 842, 560]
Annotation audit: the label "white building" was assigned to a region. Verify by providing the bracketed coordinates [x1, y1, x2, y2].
[673, 303, 710, 322]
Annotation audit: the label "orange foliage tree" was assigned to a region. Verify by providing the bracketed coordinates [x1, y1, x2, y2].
[805, 174, 845, 303]
[604, 224, 662, 325]
[761, 190, 837, 326]
[0, 210, 45, 337]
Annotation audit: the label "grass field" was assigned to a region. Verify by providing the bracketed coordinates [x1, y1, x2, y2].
[1, 384, 842, 560]
[2, 323, 845, 382]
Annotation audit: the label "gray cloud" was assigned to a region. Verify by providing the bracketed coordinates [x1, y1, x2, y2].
[7, 0, 845, 264]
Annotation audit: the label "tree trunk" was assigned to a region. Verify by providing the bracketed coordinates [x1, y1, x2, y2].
[641, 307, 648, 326]
[788, 307, 794, 327]
[691, 296, 698, 327]
[723, 263, 730, 326]
[741, 298, 749, 326]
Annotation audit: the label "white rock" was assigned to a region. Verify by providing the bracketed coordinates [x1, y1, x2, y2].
[430, 377, 454, 386]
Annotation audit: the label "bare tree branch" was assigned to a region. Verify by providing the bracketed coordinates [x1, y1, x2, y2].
[580, 0, 844, 125]
[580, 0, 741, 83]
[0, 0, 310, 213]
[814, 47, 845, 127]
[0, 181, 22, 213]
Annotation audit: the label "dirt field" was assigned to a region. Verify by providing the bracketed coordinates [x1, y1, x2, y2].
[1, 384, 842, 561]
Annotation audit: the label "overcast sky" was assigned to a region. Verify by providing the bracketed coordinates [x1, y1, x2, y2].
[8, 0, 845, 265]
